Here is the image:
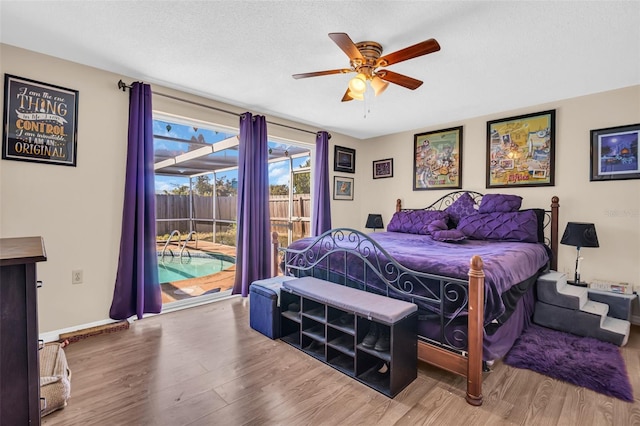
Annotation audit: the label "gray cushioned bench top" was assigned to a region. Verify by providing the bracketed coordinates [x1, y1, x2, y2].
[282, 276, 417, 324]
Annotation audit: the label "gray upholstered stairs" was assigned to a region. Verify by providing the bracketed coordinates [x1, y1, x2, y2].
[533, 271, 631, 346]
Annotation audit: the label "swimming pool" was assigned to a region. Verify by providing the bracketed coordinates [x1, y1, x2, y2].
[157, 252, 235, 283]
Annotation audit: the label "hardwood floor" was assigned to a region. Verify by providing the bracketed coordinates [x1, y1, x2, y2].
[43, 297, 640, 426]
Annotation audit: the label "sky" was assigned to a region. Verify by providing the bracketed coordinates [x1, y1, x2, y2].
[152, 118, 309, 194]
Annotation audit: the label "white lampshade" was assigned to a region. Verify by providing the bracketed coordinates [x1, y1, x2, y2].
[347, 89, 364, 100]
[348, 73, 367, 94]
[371, 76, 389, 96]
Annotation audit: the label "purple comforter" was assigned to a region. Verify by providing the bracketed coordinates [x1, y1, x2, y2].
[287, 231, 549, 323]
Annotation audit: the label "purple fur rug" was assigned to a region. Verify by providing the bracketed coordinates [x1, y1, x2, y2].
[503, 324, 633, 402]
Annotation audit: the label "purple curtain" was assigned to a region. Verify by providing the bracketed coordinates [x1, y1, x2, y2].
[312, 131, 332, 236]
[232, 112, 270, 296]
[109, 82, 161, 320]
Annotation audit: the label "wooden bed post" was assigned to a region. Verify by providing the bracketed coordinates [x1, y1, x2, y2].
[550, 196, 560, 271]
[272, 231, 279, 277]
[396, 198, 402, 212]
[466, 255, 484, 406]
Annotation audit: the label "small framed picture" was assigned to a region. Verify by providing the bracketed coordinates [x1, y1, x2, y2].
[334, 145, 356, 173]
[590, 123, 640, 181]
[333, 176, 354, 200]
[373, 158, 393, 179]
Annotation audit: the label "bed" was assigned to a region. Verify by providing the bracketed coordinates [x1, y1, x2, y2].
[274, 191, 559, 405]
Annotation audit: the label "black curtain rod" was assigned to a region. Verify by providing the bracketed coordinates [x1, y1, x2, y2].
[117, 80, 325, 138]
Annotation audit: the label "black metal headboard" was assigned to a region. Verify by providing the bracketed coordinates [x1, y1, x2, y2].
[395, 191, 559, 270]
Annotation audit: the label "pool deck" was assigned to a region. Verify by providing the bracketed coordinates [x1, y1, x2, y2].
[157, 240, 237, 304]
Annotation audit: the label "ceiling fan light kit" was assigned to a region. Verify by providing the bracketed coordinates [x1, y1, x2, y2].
[293, 32, 440, 103]
[348, 73, 367, 95]
[370, 76, 389, 96]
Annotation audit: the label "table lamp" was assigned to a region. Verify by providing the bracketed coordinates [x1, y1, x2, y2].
[560, 222, 599, 286]
[365, 214, 384, 232]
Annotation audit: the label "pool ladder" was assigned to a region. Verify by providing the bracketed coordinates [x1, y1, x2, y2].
[179, 231, 198, 262]
[161, 230, 181, 261]
[161, 230, 198, 262]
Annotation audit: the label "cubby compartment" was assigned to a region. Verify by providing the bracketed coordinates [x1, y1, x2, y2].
[302, 316, 325, 342]
[280, 291, 301, 347]
[327, 346, 354, 376]
[357, 319, 392, 362]
[327, 327, 355, 356]
[281, 292, 301, 318]
[327, 306, 354, 333]
[356, 350, 390, 394]
[302, 298, 325, 322]
[301, 334, 325, 359]
[280, 319, 300, 347]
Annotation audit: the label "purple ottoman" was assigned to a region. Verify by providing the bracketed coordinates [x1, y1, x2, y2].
[249, 276, 297, 339]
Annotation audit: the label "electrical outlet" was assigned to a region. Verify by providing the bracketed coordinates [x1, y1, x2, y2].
[72, 269, 83, 285]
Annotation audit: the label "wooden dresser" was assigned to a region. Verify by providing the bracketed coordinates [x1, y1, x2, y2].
[0, 236, 47, 425]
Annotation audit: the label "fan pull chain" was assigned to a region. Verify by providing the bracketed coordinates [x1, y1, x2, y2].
[363, 82, 374, 118]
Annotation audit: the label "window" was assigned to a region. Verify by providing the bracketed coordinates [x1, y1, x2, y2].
[152, 114, 312, 304]
[269, 146, 311, 247]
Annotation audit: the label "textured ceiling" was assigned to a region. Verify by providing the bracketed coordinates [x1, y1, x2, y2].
[1, 1, 638, 140]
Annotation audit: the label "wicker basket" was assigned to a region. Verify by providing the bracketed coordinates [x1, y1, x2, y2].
[39, 343, 71, 417]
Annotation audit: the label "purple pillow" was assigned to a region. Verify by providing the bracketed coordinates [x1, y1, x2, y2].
[478, 194, 523, 213]
[431, 228, 467, 242]
[387, 210, 449, 235]
[444, 192, 478, 226]
[456, 211, 538, 243]
[427, 219, 448, 233]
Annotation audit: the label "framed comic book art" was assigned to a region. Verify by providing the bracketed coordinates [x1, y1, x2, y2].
[486, 110, 555, 188]
[413, 126, 462, 190]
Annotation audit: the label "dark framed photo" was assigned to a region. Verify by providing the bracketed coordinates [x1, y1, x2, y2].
[333, 176, 354, 200]
[2, 74, 79, 167]
[486, 109, 555, 188]
[413, 126, 463, 190]
[373, 158, 393, 179]
[590, 123, 640, 181]
[334, 145, 355, 173]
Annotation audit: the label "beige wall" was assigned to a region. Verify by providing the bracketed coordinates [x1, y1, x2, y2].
[0, 44, 359, 334]
[1, 43, 638, 335]
[359, 86, 640, 294]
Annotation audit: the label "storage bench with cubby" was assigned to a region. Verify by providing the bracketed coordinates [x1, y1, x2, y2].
[279, 276, 418, 397]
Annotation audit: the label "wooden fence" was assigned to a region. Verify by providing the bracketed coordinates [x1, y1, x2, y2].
[156, 194, 311, 241]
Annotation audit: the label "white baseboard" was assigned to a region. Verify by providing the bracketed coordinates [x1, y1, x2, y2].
[39, 317, 133, 343]
[631, 314, 640, 326]
[39, 291, 238, 343]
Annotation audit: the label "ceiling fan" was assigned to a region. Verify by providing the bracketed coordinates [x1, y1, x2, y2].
[292, 32, 441, 102]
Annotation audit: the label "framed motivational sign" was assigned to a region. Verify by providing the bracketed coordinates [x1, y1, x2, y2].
[2, 74, 79, 166]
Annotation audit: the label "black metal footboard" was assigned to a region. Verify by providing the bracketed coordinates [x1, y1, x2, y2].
[281, 228, 473, 354]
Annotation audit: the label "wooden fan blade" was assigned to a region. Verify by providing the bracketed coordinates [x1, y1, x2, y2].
[341, 89, 354, 102]
[293, 69, 352, 79]
[377, 70, 423, 90]
[329, 32, 364, 61]
[376, 38, 440, 67]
